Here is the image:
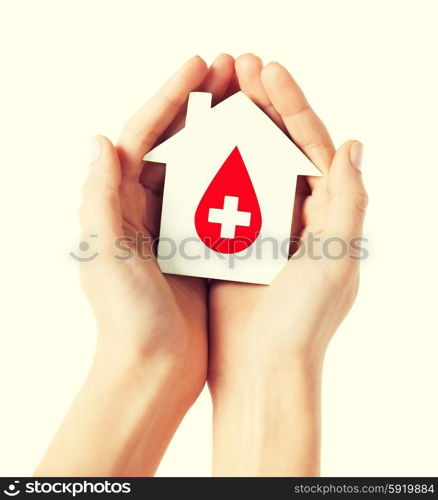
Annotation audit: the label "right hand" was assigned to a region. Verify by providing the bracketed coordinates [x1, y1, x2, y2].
[79, 55, 236, 403]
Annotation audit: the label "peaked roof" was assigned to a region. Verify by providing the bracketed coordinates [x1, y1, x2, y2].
[144, 91, 321, 177]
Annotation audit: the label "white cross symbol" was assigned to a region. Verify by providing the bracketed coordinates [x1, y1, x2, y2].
[208, 196, 251, 239]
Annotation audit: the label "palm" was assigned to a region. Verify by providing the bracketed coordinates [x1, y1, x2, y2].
[115, 58, 236, 351]
[114, 53, 335, 358]
[209, 176, 334, 370]
[83, 55, 234, 396]
[208, 55, 354, 376]
[116, 54, 237, 351]
[112, 164, 208, 364]
[140, 165, 207, 317]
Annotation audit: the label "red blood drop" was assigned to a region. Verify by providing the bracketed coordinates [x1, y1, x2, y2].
[195, 146, 262, 254]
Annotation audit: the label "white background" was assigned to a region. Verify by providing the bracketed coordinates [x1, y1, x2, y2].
[1, 0, 437, 477]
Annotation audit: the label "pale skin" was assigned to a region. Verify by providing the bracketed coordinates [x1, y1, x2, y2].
[35, 54, 367, 477]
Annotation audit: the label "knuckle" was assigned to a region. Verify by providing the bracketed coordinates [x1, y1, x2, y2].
[305, 133, 334, 156]
[82, 179, 118, 201]
[79, 183, 119, 227]
[330, 189, 369, 215]
[353, 189, 369, 214]
[120, 121, 159, 152]
[159, 89, 185, 110]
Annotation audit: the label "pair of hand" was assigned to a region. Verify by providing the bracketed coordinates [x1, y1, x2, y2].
[74, 53, 367, 476]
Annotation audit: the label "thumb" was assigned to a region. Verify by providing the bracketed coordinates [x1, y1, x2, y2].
[324, 140, 368, 241]
[79, 135, 122, 252]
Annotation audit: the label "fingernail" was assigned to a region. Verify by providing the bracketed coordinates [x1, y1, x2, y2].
[350, 141, 363, 170]
[90, 136, 101, 162]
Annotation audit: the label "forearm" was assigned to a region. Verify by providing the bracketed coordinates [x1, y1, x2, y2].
[35, 343, 192, 477]
[210, 357, 323, 477]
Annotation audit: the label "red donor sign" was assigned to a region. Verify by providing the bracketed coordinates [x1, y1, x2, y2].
[195, 146, 262, 254]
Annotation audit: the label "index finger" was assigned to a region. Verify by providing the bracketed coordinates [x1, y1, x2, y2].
[261, 62, 335, 175]
[117, 56, 208, 181]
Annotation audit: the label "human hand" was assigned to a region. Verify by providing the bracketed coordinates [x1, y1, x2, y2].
[80, 55, 235, 400]
[36, 55, 237, 477]
[208, 54, 368, 476]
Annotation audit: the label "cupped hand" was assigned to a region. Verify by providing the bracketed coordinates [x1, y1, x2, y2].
[209, 54, 368, 386]
[79, 55, 235, 401]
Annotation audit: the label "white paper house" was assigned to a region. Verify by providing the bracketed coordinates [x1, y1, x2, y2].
[144, 91, 321, 284]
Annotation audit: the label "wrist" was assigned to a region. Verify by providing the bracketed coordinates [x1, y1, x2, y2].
[209, 344, 324, 396]
[210, 355, 322, 410]
[209, 356, 323, 477]
[91, 337, 200, 409]
[36, 338, 195, 477]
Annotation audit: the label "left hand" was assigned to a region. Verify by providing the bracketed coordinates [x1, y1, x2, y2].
[207, 55, 368, 476]
[209, 54, 368, 380]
